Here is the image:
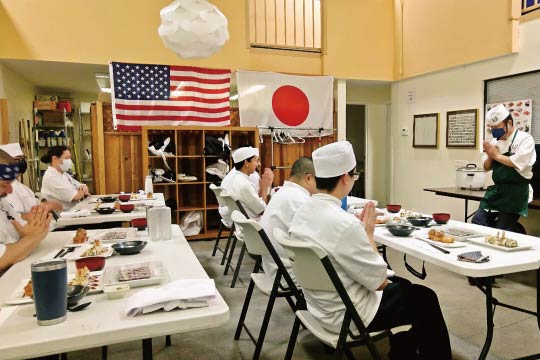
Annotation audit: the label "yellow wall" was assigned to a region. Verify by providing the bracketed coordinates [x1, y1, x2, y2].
[323, 0, 395, 80]
[396, 0, 520, 79]
[0, 63, 36, 142]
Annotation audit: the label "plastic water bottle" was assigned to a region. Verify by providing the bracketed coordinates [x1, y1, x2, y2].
[144, 175, 153, 197]
[147, 201, 172, 241]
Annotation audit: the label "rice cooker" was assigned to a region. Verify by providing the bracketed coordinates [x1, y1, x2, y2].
[456, 163, 486, 190]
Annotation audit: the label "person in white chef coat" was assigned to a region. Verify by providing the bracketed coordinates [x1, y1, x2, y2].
[0, 143, 62, 226]
[219, 146, 273, 222]
[40, 146, 89, 211]
[260, 156, 316, 284]
[0, 149, 51, 273]
[473, 104, 536, 232]
[288, 141, 451, 360]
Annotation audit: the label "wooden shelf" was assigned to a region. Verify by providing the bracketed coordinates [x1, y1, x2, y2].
[153, 182, 177, 186]
[142, 125, 259, 240]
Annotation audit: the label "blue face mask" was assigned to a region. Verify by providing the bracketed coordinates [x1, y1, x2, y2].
[491, 127, 506, 140]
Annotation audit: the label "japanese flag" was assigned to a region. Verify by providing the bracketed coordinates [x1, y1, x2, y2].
[236, 70, 334, 134]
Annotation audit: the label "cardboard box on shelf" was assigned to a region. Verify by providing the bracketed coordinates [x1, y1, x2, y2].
[41, 110, 65, 125]
[33, 100, 57, 111]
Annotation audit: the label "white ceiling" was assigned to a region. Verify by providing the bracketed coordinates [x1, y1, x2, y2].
[0, 59, 109, 94]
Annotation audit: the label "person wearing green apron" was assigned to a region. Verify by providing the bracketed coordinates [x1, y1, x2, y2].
[472, 104, 537, 232]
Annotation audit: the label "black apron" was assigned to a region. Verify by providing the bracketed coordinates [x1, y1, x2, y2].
[479, 130, 529, 217]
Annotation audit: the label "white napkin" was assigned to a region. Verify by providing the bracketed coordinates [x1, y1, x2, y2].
[125, 279, 216, 317]
[60, 209, 91, 218]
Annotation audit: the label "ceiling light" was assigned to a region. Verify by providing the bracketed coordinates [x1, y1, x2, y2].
[95, 72, 111, 93]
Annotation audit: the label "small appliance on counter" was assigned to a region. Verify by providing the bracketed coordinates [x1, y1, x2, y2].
[456, 163, 486, 190]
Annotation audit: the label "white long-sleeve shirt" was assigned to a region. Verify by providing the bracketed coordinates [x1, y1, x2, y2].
[260, 181, 310, 284]
[289, 193, 387, 333]
[41, 166, 81, 210]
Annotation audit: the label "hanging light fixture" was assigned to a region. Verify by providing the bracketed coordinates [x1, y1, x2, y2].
[158, 0, 229, 59]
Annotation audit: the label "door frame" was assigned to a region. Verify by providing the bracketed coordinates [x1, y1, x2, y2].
[345, 102, 368, 197]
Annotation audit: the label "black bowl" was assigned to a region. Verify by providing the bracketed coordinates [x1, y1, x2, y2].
[96, 207, 115, 215]
[99, 196, 117, 203]
[386, 224, 416, 237]
[407, 217, 432, 227]
[112, 241, 147, 255]
[67, 285, 90, 307]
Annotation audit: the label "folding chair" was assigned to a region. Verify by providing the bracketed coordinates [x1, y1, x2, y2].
[219, 191, 250, 288]
[231, 210, 305, 360]
[274, 228, 410, 360]
[208, 184, 234, 260]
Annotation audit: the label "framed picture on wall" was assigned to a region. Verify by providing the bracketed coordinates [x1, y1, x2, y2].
[413, 113, 439, 148]
[446, 109, 478, 148]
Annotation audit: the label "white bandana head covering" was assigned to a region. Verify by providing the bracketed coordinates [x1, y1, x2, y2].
[486, 104, 510, 126]
[312, 141, 356, 178]
[0, 149, 19, 181]
[232, 147, 259, 163]
[0, 143, 24, 158]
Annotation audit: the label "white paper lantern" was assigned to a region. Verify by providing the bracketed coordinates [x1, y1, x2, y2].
[158, 0, 229, 59]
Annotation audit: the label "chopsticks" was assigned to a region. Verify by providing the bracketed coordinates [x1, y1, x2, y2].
[415, 237, 450, 254]
[53, 247, 76, 259]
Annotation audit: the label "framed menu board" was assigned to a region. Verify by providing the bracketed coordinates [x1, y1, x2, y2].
[446, 109, 478, 148]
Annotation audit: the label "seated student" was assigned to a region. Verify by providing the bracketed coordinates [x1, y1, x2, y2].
[260, 157, 316, 283]
[0, 144, 62, 226]
[289, 141, 451, 360]
[219, 146, 273, 221]
[0, 149, 51, 273]
[40, 146, 90, 211]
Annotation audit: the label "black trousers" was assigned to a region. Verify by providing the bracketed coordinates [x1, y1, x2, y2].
[472, 208, 522, 233]
[367, 277, 452, 360]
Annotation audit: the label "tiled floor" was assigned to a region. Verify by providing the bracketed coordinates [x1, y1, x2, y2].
[66, 239, 540, 360]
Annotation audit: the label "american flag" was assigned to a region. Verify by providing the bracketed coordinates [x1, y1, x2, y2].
[110, 62, 231, 131]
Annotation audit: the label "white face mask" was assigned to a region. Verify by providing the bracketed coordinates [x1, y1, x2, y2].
[59, 158, 73, 172]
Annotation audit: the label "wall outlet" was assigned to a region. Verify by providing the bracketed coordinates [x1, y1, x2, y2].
[400, 128, 409, 136]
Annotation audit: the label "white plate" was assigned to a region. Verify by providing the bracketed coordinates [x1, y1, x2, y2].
[467, 237, 534, 252]
[63, 230, 110, 248]
[64, 244, 115, 260]
[102, 261, 167, 288]
[5, 278, 33, 305]
[414, 236, 467, 248]
[5, 272, 103, 305]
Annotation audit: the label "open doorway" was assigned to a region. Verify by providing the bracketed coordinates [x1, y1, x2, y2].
[346, 104, 366, 198]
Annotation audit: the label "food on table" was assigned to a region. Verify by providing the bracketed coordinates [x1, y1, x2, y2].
[68, 268, 101, 291]
[442, 228, 478, 238]
[100, 231, 129, 241]
[72, 228, 88, 244]
[428, 229, 454, 243]
[70, 267, 90, 286]
[376, 216, 402, 225]
[399, 209, 419, 219]
[486, 231, 518, 248]
[147, 192, 153, 199]
[114, 202, 121, 210]
[118, 265, 152, 282]
[23, 280, 33, 298]
[81, 240, 108, 257]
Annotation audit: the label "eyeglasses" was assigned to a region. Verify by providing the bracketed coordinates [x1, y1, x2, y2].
[351, 172, 360, 181]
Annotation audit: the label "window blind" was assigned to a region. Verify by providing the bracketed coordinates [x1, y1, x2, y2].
[485, 70, 540, 144]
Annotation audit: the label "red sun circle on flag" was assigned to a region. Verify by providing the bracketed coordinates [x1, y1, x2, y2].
[271, 85, 310, 127]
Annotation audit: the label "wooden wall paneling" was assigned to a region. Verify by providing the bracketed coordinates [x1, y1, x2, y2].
[0, 99, 8, 144]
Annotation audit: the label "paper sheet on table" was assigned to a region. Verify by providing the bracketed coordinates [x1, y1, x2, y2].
[125, 279, 216, 317]
[60, 209, 91, 218]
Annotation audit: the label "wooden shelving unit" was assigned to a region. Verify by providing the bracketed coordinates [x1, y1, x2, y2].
[141, 126, 259, 240]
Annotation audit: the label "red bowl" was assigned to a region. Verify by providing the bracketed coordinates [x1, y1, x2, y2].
[120, 204, 135, 213]
[75, 256, 106, 271]
[118, 194, 131, 202]
[131, 218, 147, 230]
[386, 204, 401, 213]
[432, 213, 451, 224]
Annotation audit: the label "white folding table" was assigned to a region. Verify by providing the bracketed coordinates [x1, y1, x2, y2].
[0, 225, 230, 359]
[375, 220, 540, 360]
[55, 193, 165, 228]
